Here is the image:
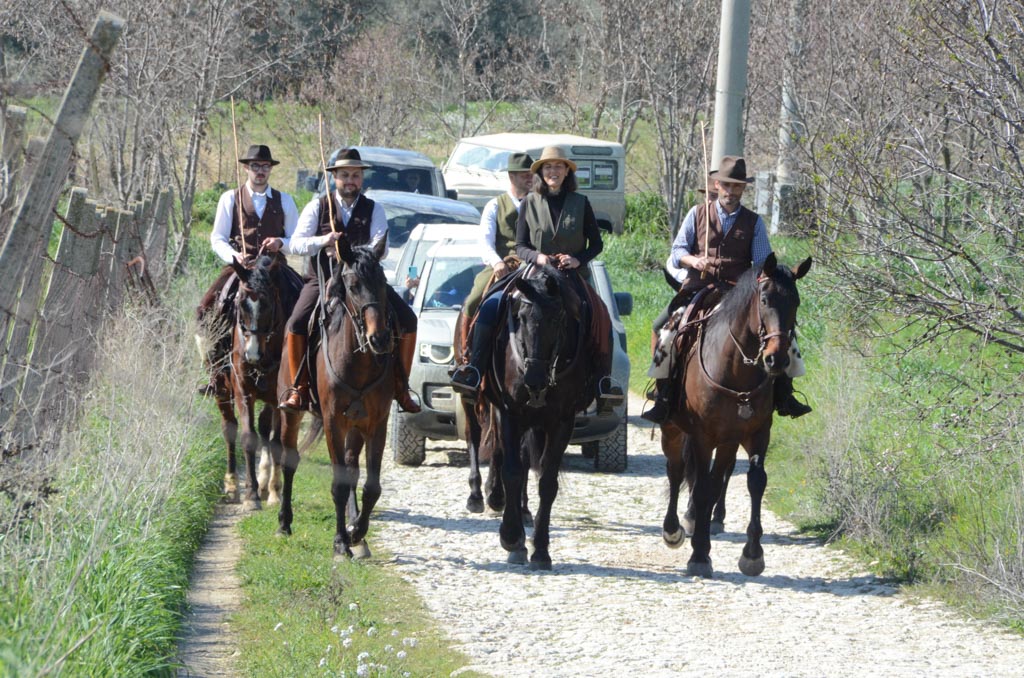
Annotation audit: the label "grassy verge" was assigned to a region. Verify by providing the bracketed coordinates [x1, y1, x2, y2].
[233, 445, 486, 678]
[0, 291, 225, 676]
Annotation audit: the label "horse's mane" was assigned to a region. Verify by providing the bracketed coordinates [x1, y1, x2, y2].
[709, 259, 799, 331]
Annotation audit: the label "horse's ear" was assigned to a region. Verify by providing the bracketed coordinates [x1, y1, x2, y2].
[336, 237, 354, 264]
[662, 267, 682, 292]
[371, 234, 387, 262]
[761, 252, 778, 275]
[231, 258, 250, 282]
[515, 276, 543, 305]
[792, 256, 812, 280]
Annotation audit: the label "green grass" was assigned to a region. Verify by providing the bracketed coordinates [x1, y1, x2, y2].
[233, 445, 486, 678]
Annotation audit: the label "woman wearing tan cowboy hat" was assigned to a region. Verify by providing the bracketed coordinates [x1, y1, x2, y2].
[451, 145, 623, 411]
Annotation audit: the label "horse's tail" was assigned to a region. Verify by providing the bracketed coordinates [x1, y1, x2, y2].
[298, 416, 324, 456]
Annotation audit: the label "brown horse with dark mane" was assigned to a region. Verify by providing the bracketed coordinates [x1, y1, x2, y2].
[277, 238, 395, 558]
[216, 254, 300, 508]
[479, 264, 595, 570]
[659, 253, 811, 578]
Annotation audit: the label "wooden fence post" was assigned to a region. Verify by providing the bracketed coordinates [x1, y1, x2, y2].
[0, 11, 123, 363]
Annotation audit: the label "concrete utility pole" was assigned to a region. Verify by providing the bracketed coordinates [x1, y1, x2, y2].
[711, 0, 752, 169]
[772, 0, 808, 233]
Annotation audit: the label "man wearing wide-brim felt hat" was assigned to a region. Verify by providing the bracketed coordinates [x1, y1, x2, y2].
[326, 147, 372, 171]
[238, 144, 281, 166]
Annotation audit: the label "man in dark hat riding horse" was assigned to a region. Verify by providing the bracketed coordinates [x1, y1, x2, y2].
[277, 147, 421, 415]
[642, 155, 812, 424]
[196, 144, 303, 397]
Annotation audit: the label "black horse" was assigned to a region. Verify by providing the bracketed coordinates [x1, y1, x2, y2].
[480, 264, 596, 570]
[659, 253, 811, 577]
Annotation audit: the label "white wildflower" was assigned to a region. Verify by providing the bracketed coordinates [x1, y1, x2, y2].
[273, 622, 284, 632]
[397, 651, 407, 660]
[366, 627, 378, 637]
[343, 638, 353, 649]
[318, 658, 327, 668]
[349, 602, 359, 611]
[357, 652, 370, 662]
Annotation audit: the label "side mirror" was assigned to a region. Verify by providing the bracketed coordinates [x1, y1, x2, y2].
[614, 292, 633, 317]
[446, 189, 458, 200]
[597, 219, 613, 233]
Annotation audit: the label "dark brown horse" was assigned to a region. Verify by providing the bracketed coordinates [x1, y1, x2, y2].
[278, 238, 395, 558]
[481, 264, 594, 570]
[660, 253, 811, 578]
[216, 254, 299, 508]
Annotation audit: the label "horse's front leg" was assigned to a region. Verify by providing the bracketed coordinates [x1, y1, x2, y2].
[465, 402, 485, 513]
[261, 406, 284, 506]
[276, 410, 304, 536]
[686, 436, 715, 578]
[326, 421, 357, 559]
[237, 395, 262, 510]
[739, 429, 770, 576]
[660, 423, 687, 548]
[349, 426, 381, 560]
[498, 414, 527, 564]
[216, 396, 239, 503]
[529, 422, 572, 571]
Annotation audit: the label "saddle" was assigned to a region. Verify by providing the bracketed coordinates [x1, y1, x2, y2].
[649, 285, 723, 382]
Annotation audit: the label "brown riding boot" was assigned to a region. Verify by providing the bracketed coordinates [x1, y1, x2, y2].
[394, 333, 422, 413]
[278, 332, 309, 412]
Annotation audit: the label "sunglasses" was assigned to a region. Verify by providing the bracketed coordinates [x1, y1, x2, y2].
[248, 163, 272, 172]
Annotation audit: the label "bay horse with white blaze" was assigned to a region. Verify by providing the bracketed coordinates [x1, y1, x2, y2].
[278, 238, 395, 558]
[481, 264, 595, 570]
[660, 253, 811, 578]
[217, 254, 299, 508]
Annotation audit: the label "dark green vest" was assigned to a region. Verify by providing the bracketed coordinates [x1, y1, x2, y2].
[494, 193, 520, 260]
[522, 191, 587, 257]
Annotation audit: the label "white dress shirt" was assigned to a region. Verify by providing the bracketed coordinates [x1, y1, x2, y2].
[290, 192, 389, 257]
[210, 184, 300, 264]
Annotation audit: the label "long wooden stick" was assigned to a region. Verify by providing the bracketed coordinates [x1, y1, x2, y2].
[317, 113, 341, 261]
[700, 121, 710, 279]
[230, 96, 248, 260]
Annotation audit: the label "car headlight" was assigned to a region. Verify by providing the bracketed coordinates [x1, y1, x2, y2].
[419, 343, 455, 365]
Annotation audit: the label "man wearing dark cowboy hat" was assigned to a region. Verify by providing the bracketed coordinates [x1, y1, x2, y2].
[450, 151, 534, 393]
[196, 144, 302, 397]
[642, 155, 811, 424]
[278, 147, 421, 414]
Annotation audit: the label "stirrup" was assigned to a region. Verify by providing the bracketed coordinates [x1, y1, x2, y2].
[450, 365, 482, 395]
[278, 386, 308, 412]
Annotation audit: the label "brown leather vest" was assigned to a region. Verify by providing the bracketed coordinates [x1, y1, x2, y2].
[312, 193, 376, 275]
[683, 200, 758, 291]
[229, 187, 285, 254]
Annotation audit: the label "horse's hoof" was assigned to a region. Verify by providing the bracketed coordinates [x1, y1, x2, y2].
[681, 516, 695, 537]
[242, 498, 262, 511]
[710, 520, 725, 535]
[663, 528, 686, 549]
[738, 554, 765, 577]
[351, 541, 371, 560]
[686, 559, 714, 578]
[500, 531, 526, 553]
[529, 555, 552, 571]
[221, 492, 240, 505]
[265, 495, 281, 507]
[466, 497, 484, 514]
[507, 548, 528, 565]
[276, 526, 292, 537]
[522, 511, 534, 528]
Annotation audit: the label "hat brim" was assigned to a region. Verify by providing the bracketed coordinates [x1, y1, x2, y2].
[327, 161, 371, 171]
[239, 158, 280, 166]
[709, 173, 753, 184]
[530, 158, 578, 174]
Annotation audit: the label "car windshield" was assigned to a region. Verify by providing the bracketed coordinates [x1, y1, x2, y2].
[421, 258, 485, 311]
[448, 143, 510, 172]
[317, 165, 437, 196]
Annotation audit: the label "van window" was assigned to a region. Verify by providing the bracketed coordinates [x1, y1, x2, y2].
[574, 160, 618, 191]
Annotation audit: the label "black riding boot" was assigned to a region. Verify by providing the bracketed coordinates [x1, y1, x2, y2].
[642, 378, 673, 424]
[774, 375, 812, 418]
[450, 320, 493, 396]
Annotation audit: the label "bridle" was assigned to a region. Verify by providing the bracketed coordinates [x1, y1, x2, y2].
[505, 284, 583, 402]
[699, 274, 794, 404]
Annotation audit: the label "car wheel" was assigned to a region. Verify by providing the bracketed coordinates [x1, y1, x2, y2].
[592, 406, 627, 473]
[391, 403, 426, 467]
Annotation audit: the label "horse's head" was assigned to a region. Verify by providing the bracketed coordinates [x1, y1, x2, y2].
[755, 253, 812, 375]
[326, 237, 393, 355]
[231, 255, 284, 367]
[509, 265, 579, 404]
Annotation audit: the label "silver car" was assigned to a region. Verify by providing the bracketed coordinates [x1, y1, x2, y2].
[391, 243, 633, 472]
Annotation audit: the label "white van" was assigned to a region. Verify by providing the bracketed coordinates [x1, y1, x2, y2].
[442, 133, 626, 234]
